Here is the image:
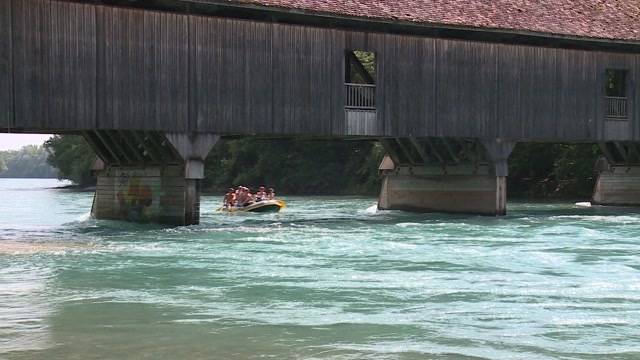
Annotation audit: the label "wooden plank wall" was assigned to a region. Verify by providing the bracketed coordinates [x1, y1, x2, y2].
[4, 0, 640, 143]
[96, 5, 189, 131]
[637, 55, 640, 140]
[0, 0, 12, 130]
[498, 46, 558, 140]
[190, 16, 273, 134]
[381, 34, 436, 137]
[602, 52, 639, 141]
[12, 0, 96, 130]
[12, 0, 51, 130]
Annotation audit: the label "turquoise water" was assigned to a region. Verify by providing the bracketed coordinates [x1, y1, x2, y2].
[1, 178, 640, 359]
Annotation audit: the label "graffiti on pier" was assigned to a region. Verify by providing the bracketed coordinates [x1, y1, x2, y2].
[116, 173, 159, 221]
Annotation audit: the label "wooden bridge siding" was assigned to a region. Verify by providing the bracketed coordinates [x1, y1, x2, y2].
[11, 0, 49, 130]
[497, 45, 558, 140]
[555, 49, 598, 141]
[637, 55, 640, 140]
[330, 28, 347, 136]
[381, 34, 436, 137]
[343, 30, 385, 135]
[190, 16, 273, 134]
[12, 0, 97, 131]
[96, 5, 189, 131]
[3, 0, 640, 142]
[147, 9, 190, 131]
[612, 52, 638, 141]
[271, 24, 334, 135]
[244, 21, 275, 134]
[381, 37, 638, 141]
[0, 0, 12, 130]
[593, 52, 637, 140]
[436, 40, 499, 138]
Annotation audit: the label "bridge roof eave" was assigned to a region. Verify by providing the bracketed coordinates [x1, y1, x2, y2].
[140, 0, 640, 53]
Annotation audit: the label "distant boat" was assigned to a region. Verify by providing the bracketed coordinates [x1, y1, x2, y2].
[219, 200, 286, 213]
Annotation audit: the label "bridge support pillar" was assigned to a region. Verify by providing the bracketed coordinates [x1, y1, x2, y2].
[592, 142, 640, 206]
[87, 131, 218, 226]
[377, 138, 514, 216]
[378, 171, 508, 215]
[92, 164, 194, 224]
[593, 166, 640, 206]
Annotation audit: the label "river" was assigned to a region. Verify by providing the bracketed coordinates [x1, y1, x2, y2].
[0, 178, 639, 359]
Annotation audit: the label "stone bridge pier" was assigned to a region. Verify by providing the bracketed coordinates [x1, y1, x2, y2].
[593, 142, 640, 206]
[378, 138, 515, 215]
[84, 131, 218, 225]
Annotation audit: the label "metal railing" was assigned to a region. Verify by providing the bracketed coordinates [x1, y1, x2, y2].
[606, 96, 628, 119]
[345, 83, 376, 110]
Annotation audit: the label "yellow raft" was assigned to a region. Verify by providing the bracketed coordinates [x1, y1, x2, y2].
[220, 200, 286, 213]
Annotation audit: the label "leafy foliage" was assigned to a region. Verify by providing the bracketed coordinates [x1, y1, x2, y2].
[44, 135, 97, 187]
[351, 50, 376, 83]
[0, 145, 58, 178]
[204, 139, 384, 195]
[41, 134, 603, 199]
[508, 143, 601, 199]
[0, 153, 7, 172]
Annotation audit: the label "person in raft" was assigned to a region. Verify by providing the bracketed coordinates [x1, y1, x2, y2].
[236, 187, 253, 207]
[223, 188, 236, 209]
[223, 186, 275, 208]
[255, 186, 268, 202]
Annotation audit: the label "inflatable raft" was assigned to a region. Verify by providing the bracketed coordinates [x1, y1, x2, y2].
[220, 200, 286, 213]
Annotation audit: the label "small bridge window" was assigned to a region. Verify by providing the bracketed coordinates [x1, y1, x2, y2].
[605, 69, 628, 119]
[345, 50, 376, 110]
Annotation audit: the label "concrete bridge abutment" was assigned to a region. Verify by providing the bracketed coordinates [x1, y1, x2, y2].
[592, 142, 640, 206]
[378, 138, 514, 215]
[85, 131, 219, 225]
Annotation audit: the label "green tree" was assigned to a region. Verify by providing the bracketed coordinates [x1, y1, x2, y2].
[508, 143, 600, 199]
[38, 134, 603, 199]
[0, 145, 58, 178]
[44, 135, 96, 186]
[204, 139, 383, 195]
[0, 153, 7, 172]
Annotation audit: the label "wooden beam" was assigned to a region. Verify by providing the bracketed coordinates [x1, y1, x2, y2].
[146, 132, 173, 163]
[599, 142, 618, 165]
[81, 131, 113, 164]
[117, 131, 145, 163]
[395, 138, 419, 165]
[424, 138, 445, 164]
[132, 131, 161, 164]
[454, 138, 474, 162]
[103, 130, 134, 164]
[614, 142, 630, 163]
[93, 130, 123, 165]
[626, 143, 640, 164]
[409, 137, 429, 164]
[441, 138, 461, 164]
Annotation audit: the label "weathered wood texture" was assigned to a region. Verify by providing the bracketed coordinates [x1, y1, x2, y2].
[0, 0, 12, 130]
[96, 6, 189, 131]
[12, 0, 96, 130]
[3, 0, 640, 142]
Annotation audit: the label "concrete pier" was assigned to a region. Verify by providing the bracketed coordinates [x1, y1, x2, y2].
[378, 167, 508, 215]
[92, 165, 190, 224]
[87, 131, 219, 225]
[378, 138, 513, 215]
[593, 166, 640, 206]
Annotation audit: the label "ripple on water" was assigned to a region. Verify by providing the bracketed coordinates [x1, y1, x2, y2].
[1, 191, 640, 359]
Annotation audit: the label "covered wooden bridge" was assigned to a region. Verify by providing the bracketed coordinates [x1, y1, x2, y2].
[1, 0, 640, 224]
